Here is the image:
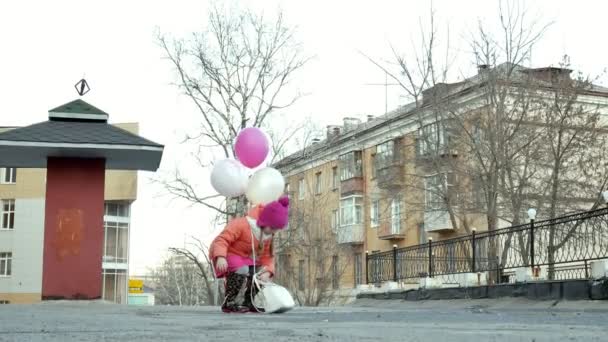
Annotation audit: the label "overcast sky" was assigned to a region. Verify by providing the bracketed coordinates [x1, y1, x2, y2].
[1, 0, 607, 275]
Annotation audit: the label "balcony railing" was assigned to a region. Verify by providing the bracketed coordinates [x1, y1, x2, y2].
[337, 224, 364, 245]
[377, 219, 405, 240]
[340, 177, 364, 195]
[424, 210, 455, 232]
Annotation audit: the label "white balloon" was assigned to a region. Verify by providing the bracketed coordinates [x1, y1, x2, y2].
[246, 167, 285, 205]
[210, 159, 249, 198]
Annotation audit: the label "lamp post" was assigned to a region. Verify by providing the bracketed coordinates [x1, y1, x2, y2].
[428, 237, 433, 278]
[365, 250, 369, 284]
[392, 245, 398, 282]
[471, 228, 477, 273]
[527, 208, 537, 275]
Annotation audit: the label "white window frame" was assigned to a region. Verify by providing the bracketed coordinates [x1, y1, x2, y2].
[1, 199, 15, 230]
[418, 122, 447, 156]
[298, 179, 305, 200]
[0, 252, 12, 277]
[424, 173, 456, 211]
[331, 209, 339, 232]
[332, 167, 338, 190]
[331, 255, 340, 290]
[0, 168, 16, 184]
[340, 196, 363, 226]
[315, 172, 322, 195]
[103, 202, 131, 265]
[370, 200, 380, 228]
[339, 151, 363, 181]
[391, 197, 402, 235]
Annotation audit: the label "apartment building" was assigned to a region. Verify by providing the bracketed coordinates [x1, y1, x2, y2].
[274, 63, 608, 291]
[0, 99, 163, 304]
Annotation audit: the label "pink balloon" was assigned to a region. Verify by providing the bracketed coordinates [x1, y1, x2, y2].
[234, 127, 270, 168]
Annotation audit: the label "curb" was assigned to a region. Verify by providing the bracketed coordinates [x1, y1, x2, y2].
[357, 278, 608, 301]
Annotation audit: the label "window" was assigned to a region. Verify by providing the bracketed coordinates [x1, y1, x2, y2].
[331, 209, 339, 232]
[298, 260, 305, 291]
[298, 179, 305, 200]
[332, 167, 339, 190]
[0, 300, 9, 304]
[0, 168, 16, 184]
[105, 202, 130, 218]
[424, 173, 457, 210]
[339, 151, 362, 181]
[354, 253, 363, 286]
[1, 199, 15, 230]
[104, 222, 129, 264]
[332, 255, 339, 289]
[417, 121, 453, 156]
[285, 183, 291, 195]
[370, 154, 377, 178]
[315, 172, 322, 195]
[375, 140, 398, 171]
[102, 268, 127, 304]
[370, 200, 380, 228]
[391, 197, 402, 235]
[104, 202, 130, 264]
[0, 252, 12, 276]
[340, 196, 363, 226]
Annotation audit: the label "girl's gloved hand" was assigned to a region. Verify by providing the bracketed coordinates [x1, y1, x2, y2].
[216, 257, 228, 273]
[258, 271, 271, 282]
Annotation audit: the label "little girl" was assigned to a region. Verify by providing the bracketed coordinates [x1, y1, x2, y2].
[210, 196, 289, 313]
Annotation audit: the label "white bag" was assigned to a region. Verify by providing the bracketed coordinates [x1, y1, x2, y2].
[248, 222, 295, 314]
[254, 280, 295, 314]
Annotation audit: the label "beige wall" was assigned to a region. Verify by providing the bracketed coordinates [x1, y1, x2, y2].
[0, 293, 41, 304]
[279, 129, 484, 288]
[105, 123, 139, 201]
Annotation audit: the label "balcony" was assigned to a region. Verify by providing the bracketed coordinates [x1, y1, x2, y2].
[377, 220, 406, 240]
[424, 210, 455, 232]
[340, 177, 364, 195]
[336, 224, 364, 245]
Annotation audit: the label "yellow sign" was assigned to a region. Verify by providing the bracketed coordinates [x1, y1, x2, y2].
[129, 279, 144, 294]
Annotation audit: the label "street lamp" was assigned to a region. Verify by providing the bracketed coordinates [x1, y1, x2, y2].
[527, 208, 537, 276]
[527, 208, 537, 221]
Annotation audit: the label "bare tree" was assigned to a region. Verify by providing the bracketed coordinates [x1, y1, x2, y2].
[157, 5, 309, 217]
[168, 236, 221, 305]
[274, 182, 354, 306]
[151, 254, 213, 306]
[365, 1, 608, 283]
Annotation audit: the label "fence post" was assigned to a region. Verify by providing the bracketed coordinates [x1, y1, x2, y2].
[530, 218, 535, 272]
[365, 250, 369, 284]
[428, 237, 433, 278]
[392, 245, 398, 282]
[471, 228, 477, 273]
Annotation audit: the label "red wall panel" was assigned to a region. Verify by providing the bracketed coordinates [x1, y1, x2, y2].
[42, 158, 105, 300]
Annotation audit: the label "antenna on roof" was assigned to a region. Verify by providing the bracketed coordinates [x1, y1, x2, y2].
[364, 71, 399, 115]
[74, 78, 91, 96]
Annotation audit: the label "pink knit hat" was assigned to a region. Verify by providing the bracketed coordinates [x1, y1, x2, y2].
[257, 196, 290, 230]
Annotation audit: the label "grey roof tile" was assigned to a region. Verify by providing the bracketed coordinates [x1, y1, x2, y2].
[0, 120, 162, 147]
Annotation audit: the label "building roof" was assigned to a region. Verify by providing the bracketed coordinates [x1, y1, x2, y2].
[273, 63, 608, 173]
[0, 99, 164, 171]
[0, 120, 162, 147]
[49, 99, 108, 116]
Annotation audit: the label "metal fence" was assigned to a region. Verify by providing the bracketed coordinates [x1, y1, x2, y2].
[367, 207, 608, 284]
